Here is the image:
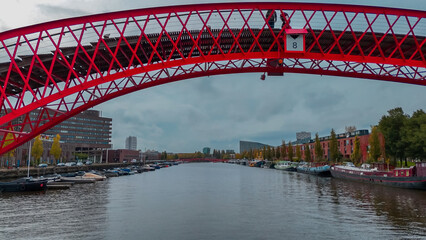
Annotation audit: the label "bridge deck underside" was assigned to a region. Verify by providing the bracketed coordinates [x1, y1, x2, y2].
[1, 29, 424, 96]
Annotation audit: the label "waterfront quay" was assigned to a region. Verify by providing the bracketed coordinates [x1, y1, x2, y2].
[0, 162, 143, 179]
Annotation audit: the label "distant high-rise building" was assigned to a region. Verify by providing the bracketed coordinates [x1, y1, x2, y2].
[125, 136, 137, 150]
[296, 131, 311, 141]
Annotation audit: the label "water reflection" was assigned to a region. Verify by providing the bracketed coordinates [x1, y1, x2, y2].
[328, 178, 426, 237]
[0, 181, 110, 240]
[1, 164, 425, 240]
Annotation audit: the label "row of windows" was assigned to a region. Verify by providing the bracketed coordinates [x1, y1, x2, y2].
[60, 135, 110, 141]
[64, 140, 110, 145]
[69, 117, 110, 124]
[51, 124, 111, 132]
[29, 117, 111, 129]
[53, 129, 110, 137]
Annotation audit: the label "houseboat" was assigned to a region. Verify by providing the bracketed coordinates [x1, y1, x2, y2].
[297, 162, 331, 177]
[274, 161, 297, 171]
[330, 162, 426, 190]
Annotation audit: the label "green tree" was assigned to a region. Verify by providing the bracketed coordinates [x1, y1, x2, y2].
[281, 140, 287, 160]
[401, 110, 426, 161]
[314, 133, 323, 162]
[288, 142, 294, 161]
[351, 136, 362, 165]
[31, 135, 43, 165]
[74, 152, 88, 161]
[296, 145, 302, 162]
[369, 126, 382, 162]
[50, 134, 62, 164]
[378, 107, 408, 166]
[275, 146, 281, 160]
[329, 129, 339, 163]
[304, 144, 311, 162]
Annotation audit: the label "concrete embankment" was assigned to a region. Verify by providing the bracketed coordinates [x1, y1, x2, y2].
[0, 163, 141, 179]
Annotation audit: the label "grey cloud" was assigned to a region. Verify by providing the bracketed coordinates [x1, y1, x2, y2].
[36, 4, 90, 19]
[0, 19, 9, 32]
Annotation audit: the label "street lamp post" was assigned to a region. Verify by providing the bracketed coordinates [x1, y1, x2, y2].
[27, 140, 31, 178]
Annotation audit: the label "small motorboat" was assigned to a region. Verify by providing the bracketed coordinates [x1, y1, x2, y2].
[59, 176, 96, 184]
[82, 172, 106, 181]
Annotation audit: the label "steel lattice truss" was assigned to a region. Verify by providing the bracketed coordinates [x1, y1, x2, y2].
[0, 2, 425, 154]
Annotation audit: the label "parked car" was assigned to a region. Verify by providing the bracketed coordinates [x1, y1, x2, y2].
[57, 163, 66, 167]
[76, 162, 84, 166]
[65, 162, 76, 167]
[85, 161, 93, 165]
[38, 163, 48, 168]
[131, 159, 137, 163]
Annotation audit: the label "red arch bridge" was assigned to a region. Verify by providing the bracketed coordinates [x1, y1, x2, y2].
[0, 2, 425, 154]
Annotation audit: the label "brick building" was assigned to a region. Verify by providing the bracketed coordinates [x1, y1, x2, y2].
[104, 149, 140, 163]
[288, 129, 377, 162]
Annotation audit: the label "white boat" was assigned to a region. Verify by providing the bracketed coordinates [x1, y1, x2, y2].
[82, 172, 106, 181]
[142, 165, 155, 172]
[274, 161, 297, 171]
[60, 176, 96, 184]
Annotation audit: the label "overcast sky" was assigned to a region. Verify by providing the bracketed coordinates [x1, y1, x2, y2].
[0, 0, 425, 153]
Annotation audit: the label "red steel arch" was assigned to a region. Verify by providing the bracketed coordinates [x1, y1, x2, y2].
[0, 2, 426, 154]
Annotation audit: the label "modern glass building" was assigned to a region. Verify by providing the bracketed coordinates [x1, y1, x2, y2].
[44, 110, 112, 149]
[239, 140, 270, 153]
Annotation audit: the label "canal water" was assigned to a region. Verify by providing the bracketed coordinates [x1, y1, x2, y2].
[0, 163, 425, 240]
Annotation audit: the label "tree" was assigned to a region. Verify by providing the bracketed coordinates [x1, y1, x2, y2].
[401, 110, 426, 161]
[3, 132, 16, 167]
[329, 129, 339, 163]
[314, 133, 323, 162]
[304, 144, 311, 162]
[351, 136, 362, 165]
[369, 126, 382, 162]
[31, 135, 43, 165]
[378, 107, 408, 166]
[266, 146, 272, 160]
[50, 134, 62, 164]
[161, 151, 168, 160]
[275, 146, 281, 160]
[296, 145, 302, 162]
[288, 142, 294, 161]
[281, 140, 287, 160]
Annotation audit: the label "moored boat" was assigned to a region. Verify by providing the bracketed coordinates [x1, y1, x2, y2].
[297, 162, 331, 177]
[0, 177, 48, 193]
[330, 162, 426, 190]
[59, 176, 96, 184]
[82, 172, 107, 181]
[274, 161, 298, 171]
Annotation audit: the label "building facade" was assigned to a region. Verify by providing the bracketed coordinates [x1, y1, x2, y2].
[125, 136, 137, 150]
[288, 129, 374, 162]
[240, 140, 270, 153]
[1, 109, 112, 167]
[104, 149, 140, 163]
[296, 131, 311, 141]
